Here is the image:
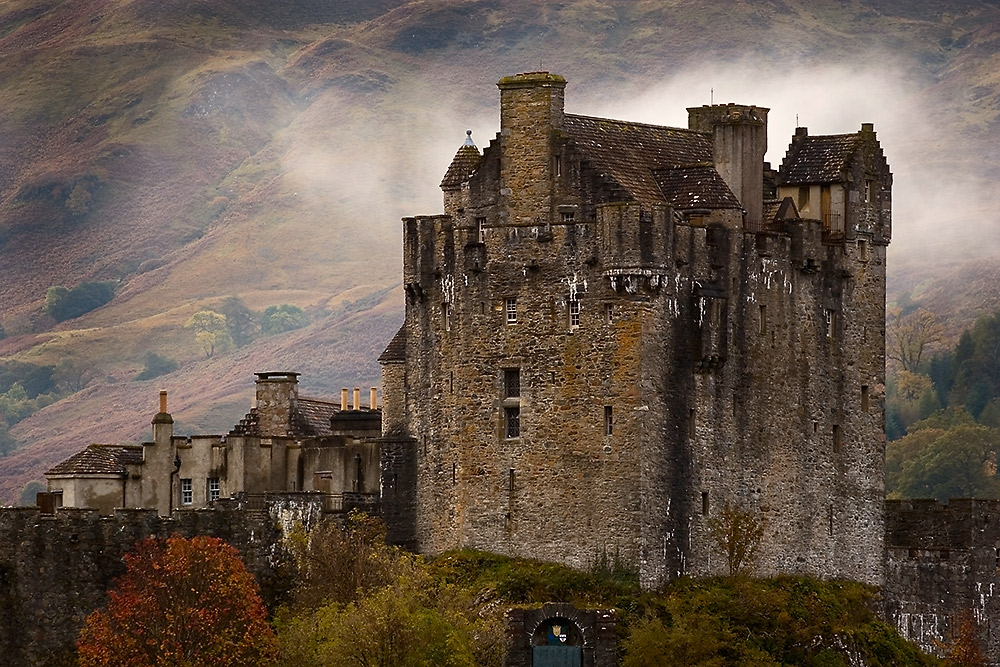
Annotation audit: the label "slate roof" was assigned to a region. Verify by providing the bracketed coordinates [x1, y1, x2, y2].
[563, 114, 714, 207]
[46, 444, 143, 477]
[779, 132, 862, 184]
[653, 165, 741, 210]
[440, 144, 482, 188]
[294, 398, 341, 437]
[378, 324, 406, 363]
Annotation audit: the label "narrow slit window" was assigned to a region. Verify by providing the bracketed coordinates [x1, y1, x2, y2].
[475, 217, 486, 243]
[861, 385, 870, 412]
[504, 406, 520, 439]
[605, 303, 614, 323]
[604, 405, 613, 436]
[759, 304, 767, 336]
[825, 309, 837, 339]
[442, 302, 450, 331]
[702, 491, 709, 516]
[858, 238, 868, 261]
[833, 424, 842, 453]
[689, 409, 696, 439]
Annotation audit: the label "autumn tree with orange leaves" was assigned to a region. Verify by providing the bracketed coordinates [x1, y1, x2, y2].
[77, 535, 277, 667]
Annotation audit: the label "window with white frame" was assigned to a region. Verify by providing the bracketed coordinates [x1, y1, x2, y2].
[181, 478, 193, 505]
[208, 478, 220, 502]
[505, 297, 517, 324]
[569, 299, 580, 328]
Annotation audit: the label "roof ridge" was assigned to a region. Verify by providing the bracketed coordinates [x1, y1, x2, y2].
[565, 112, 703, 135]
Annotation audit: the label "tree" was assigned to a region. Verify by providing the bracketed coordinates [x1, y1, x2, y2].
[56, 357, 100, 392]
[217, 296, 258, 348]
[77, 535, 276, 667]
[892, 424, 1000, 501]
[185, 310, 232, 358]
[887, 308, 942, 372]
[134, 351, 179, 381]
[260, 304, 308, 335]
[705, 503, 765, 576]
[944, 610, 986, 667]
[44, 281, 117, 322]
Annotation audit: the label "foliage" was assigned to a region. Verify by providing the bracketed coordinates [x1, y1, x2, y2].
[55, 357, 100, 392]
[888, 423, 1000, 501]
[276, 515, 506, 667]
[185, 310, 232, 358]
[77, 535, 276, 667]
[17, 481, 45, 505]
[260, 304, 308, 336]
[217, 296, 258, 348]
[0, 360, 57, 397]
[943, 611, 986, 667]
[134, 351, 179, 381]
[621, 577, 938, 667]
[0, 423, 18, 457]
[43, 281, 117, 322]
[0, 383, 59, 427]
[705, 503, 766, 576]
[887, 308, 942, 372]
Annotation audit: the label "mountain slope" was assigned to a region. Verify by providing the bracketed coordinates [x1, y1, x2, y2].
[2, 0, 1000, 502]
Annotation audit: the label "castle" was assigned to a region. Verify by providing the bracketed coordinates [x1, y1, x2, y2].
[379, 71, 890, 590]
[26, 72, 1000, 663]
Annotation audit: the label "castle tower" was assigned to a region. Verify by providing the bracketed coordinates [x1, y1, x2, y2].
[497, 72, 566, 226]
[688, 104, 768, 226]
[383, 72, 890, 590]
[254, 372, 299, 437]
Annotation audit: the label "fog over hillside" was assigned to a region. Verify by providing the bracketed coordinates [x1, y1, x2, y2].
[2, 0, 1000, 503]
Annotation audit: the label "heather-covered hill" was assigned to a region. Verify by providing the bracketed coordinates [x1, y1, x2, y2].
[2, 0, 1000, 502]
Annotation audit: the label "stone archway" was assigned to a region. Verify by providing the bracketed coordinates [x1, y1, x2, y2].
[505, 603, 617, 667]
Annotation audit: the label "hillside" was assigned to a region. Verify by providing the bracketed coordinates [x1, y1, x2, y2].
[2, 0, 1000, 502]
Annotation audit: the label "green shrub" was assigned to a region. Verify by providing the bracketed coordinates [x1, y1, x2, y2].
[135, 352, 179, 381]
[43, 281, 117, 322]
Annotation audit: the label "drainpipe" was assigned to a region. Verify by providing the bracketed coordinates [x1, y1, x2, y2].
[168, 453, 181, 514]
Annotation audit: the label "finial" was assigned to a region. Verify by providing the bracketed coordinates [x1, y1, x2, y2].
[464, 129, 476, 148]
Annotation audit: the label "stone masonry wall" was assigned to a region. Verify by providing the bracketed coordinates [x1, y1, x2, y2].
[885, 499, 1000, 663]
[0, 497, 324, 667]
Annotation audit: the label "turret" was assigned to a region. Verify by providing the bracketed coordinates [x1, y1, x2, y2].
[497, 71, 567, 225]
[254, 372, 299, 437]
[687, 103, 768, 226]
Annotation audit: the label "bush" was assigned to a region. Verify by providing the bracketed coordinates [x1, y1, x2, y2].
[261, 304, 308, 335]
[134, 351, 179, 381]
[43, 281, 117, 322]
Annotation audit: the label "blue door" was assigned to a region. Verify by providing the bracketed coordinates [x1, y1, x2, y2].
[533, 645, 582, 667]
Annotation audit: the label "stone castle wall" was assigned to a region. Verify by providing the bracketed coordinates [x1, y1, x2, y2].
[885, 499, 1000, 663]
[0, 496, 325, 667]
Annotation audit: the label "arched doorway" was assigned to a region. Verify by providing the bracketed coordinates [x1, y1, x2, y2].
[531, 617, 583, 667]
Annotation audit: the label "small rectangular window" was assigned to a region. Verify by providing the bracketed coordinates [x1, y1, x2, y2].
[689, 409, 696, 439]
[604, 405, 613, 436]
[569, 299, 580, 328]
[181, 478, 193, 506]
[554, 155, 562, 177]
[503, 369, 520, 398]
[442, 302, 451, 331]
[833, 425, 842, 453]
[208, 478, 220, 502]
[858, 239, 868, 261]
[504, 406, 520, 439]
[505, 297, 517, 324]
[560, 211, 575, 223]
[605, 303, 614, 323]
[759, 304, 767, 336]
[861, 385, 870, 412]
[475, 217, 486, 243]
[825, 309, 837, 339]
[864, 180, 873, 203]
[702, 491, 709, 516]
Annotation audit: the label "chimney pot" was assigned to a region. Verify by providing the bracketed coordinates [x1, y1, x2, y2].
[159, 390, 167, 414]
[341, 388, 349, 411]
[353, 387, 361, 411]
[370, 387, 378, 410]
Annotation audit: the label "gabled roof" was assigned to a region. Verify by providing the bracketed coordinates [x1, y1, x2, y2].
[46, 444, 143, 477]
[653, 165, 741, 210]
[440, 144, 482, 188]
[378, 324, 406, 363]
[563, 114, 714, 207]
[294, 397, 341, 437]
[778, 132, 862, 184]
